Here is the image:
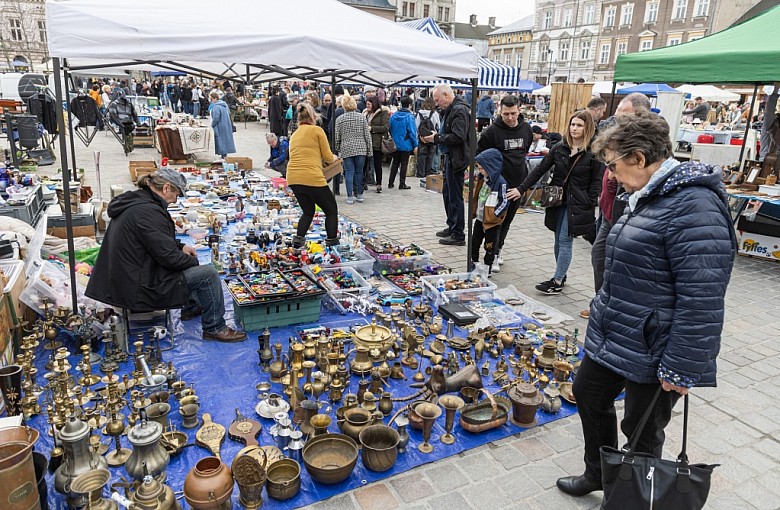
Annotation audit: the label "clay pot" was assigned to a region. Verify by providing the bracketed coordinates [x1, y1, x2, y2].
[183, 457, 234, 509]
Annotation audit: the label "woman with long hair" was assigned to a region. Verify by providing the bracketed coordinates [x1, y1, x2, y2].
[514, 110, 605, 294]
[286, 102, 340, 247]
[365, 95, 390, 193]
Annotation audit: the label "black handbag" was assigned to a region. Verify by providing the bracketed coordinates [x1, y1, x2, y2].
[538, 152, 582, 208]
[600, 388, 718, 510]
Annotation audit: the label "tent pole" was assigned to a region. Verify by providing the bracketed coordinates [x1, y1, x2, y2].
[52, 57, 80, 312]
[330, 74, 338, 196]
[738, 82, 758, 166]
[467, 77, 478, 272]
[63, 62, 79, 178]
[608, 81, 617, 114]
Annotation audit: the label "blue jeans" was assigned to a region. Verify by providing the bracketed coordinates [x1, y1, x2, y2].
[182, 264, 226, 333]
[193, 101, 200, 118]
[442, 157, 465, 239]
[553, 206, 573, 281]
[343, 155, 365, 198]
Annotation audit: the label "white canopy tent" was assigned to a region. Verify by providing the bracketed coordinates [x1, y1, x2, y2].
[44, 0, 482, 308]
[675, 84, 740, 103]
[46, 0, 479, 84]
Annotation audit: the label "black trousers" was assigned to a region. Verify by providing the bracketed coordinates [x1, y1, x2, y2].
[416, 143, 436, 177]
[372, 150, 384, 185]
[496, 198, 522, 255]
[289, 184, 339, 240]
[471, 220, 500, 266]
[573, 355, 681, 483]
[388, 151, 411, 186]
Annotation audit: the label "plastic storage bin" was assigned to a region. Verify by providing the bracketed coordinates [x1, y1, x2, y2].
[421, 271, 497, 306]
[318, 245, 375, 277]
[363, 242, 432, 275]
[0, 184, 44, 226]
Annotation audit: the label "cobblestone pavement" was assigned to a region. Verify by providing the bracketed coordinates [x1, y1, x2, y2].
[66, 121, 777, 509]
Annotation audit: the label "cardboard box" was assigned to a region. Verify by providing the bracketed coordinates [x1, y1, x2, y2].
[47, 225, 96, 239]
[426, 175, 443, 193]
[737, 231, 780, 261]
[129, 160, 158, 182]
[226, 156, 253, 170]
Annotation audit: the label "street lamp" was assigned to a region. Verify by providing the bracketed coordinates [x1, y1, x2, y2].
[547, 49, 556, 85]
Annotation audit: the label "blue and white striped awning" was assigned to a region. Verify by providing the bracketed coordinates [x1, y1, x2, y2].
[397, 18, 520, 90]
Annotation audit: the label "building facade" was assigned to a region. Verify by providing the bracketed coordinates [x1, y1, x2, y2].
[338, 0, 397, 21]
[0, 0, 48, 72]
[529, 0, 603, 85]
[395, 0, 457, 33]
[452, 14, 499, 56]
[487, 16, 534, 79]
[592, 0, 722, 81]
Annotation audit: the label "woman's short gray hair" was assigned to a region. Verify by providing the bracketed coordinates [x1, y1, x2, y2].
[593, 113, 672, 166]
[266, 133, 277, 143]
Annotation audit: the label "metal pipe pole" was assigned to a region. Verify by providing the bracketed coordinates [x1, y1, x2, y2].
[466, 77, 478, 272]
[330, 74, 339, 196]
[52, 57, 79, 312]
[63, 62, 78, 178]
[738, 82, 759, 167]
[608, 81, 617, 114]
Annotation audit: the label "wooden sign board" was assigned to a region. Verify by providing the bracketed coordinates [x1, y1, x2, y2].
[547, 83, 594, 134]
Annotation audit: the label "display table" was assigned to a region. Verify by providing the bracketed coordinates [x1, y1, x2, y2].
[677, 127, 736, 144]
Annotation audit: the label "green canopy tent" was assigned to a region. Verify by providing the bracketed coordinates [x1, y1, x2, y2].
[614, 4, 780, 83]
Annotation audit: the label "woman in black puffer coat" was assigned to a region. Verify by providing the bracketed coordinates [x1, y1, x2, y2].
[516, 110, 604, 294]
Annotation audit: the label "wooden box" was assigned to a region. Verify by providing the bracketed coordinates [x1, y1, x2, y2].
[226, 156, 253, 170]
[46, 225, 96, 239]
[129, 160, 158, 182]
[426, 175, 443, 193]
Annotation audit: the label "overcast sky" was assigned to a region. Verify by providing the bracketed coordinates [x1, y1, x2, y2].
[454, 0, 535, 26]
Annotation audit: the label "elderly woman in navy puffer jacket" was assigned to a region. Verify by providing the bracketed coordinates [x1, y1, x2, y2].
[556, 113, 737, 499]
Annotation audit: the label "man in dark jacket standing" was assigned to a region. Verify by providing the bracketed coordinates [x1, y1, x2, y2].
[86, 169, 247, 343]
[422, 84, 472, 246]
[477, 94, 533, 272]
[476, 93, 495, 133]
[267, 86, 285, 137]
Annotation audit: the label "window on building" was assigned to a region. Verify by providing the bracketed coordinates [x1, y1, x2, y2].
[580, 39, 591, 60]
[437, 6, 443, 20]
[645, 1, 659, 22]
[620, 4, 634, 25]
[584, 4, 595, 24]
[564, 8, 573, 27]
[673, 0, 688, 19]
[668, 36, 682, 45]
[10, 19, 22, 41]
[600, 43, 611, 64]
[516, 53, 523, 68]
[409, 2, 415, 17]
[494, 52, 501, 63]
[444, 7, 449, 21]
[560, 41, 570, 61]
[604, 7, 616, 27]
[38, 20, 46, 42]
[689, 33, 704, 41]
[616, 41, 627, 61]
[641, 39, 653, 51]
[402, 2, 408, 17]
[423, 4, 429, 18]
[543, 11, 553, 29]
[505, 52, 512, 66]
[693, 0, 709, 16]
[541, 44, 549, 61]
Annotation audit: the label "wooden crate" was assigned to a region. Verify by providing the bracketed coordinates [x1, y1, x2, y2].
[129, 160, 158, 182]
[547, 83, 594, 134]
[226, 156, 253, 170]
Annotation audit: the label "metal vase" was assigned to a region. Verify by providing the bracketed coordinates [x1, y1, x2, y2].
[0, 364, 23, 417]
[0, 426, 41, 510]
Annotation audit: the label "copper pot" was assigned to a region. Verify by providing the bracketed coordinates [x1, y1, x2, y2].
[507, 382, 544, 427]
[183, 457, 234, 510]
[0, 426, 40, 510]
[266, 459, 300, 501]
[339, 408, 374, 443]
[302, 433, 358, 485]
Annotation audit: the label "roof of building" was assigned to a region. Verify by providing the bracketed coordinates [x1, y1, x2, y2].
[453, 21, 501, 40]
[338, 0, 395, 10]
[487, 15, 534, 36]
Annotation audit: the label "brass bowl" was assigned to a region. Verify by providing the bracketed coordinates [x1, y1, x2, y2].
[266, 458, 301, 501]
[180, 395, 200, 407]
[359, 425, 400, 472]
[301, 433, 359, 485]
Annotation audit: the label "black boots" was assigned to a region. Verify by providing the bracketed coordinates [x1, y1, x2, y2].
[325, 237, 340, 247]
[292, 235, 306, 249]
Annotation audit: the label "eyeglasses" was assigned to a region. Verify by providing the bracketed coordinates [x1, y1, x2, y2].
[604, 153, 628, 172]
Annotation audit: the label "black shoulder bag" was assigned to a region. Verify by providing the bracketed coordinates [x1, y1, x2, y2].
[539, 151, 583, 208]
[600, 388, 718, 510]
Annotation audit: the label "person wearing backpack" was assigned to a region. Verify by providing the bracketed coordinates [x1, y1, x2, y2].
[415, 97, 440, 178]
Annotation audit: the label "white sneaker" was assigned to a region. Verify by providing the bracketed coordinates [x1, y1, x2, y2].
[496, 255, 504, 266]
[491, 262, 500, 274]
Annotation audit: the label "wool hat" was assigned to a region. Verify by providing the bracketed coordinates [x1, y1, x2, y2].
[531, 125, 543, 134]
[156, 168, 187, 196]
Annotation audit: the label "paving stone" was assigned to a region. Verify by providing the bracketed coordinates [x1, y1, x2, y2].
[551, 449, 586, 476]
[513, 436, 556, 461]
[707, 493, 760, 510]
[489, 442, 530, 470]
[424, 491, 474, 510]
[522, 460, 569, 490]
[424, 462, 469, 493]
[461, 480, 512, 509]
[389, 473, 435, 504]
[353, 483, 398, 510]
[310, 493, 359, 510]
[541, 429, 586, 453]
[458, 451, 503, 482]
